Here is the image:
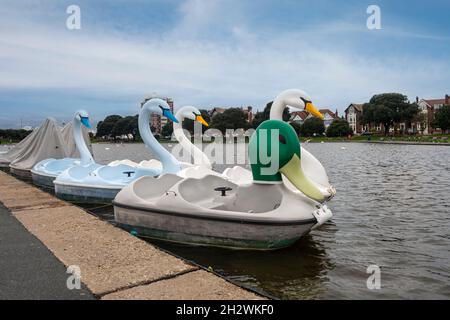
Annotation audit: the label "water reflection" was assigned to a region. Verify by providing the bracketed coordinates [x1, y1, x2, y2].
[152, 234, 334, 300]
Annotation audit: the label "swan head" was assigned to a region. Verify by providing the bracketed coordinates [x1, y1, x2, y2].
[176, 106, 209, 127]
[276, 89, 324, 120]
[141, 98, 179, 123]
[249, 119, 325, 202]
[75, 110, 92, 129]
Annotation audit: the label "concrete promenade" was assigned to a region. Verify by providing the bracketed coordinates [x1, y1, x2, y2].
[0, 171, 263, 300]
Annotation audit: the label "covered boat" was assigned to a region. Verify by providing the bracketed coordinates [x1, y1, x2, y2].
[8, 118, 68, 178]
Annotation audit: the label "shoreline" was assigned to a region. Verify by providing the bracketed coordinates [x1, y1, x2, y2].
[0, 171, 265, 300]
[304, 140, 450, 146]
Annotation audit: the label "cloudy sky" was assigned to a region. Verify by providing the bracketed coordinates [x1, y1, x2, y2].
[0, 0, 449, 128]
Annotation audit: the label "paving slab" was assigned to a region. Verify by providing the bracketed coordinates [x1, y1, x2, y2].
[0, 173, 68, 211]
[1, 171, 264, 300]
[14, 205, 198, 296]
[0, 203, 94, 300]
[101, 270, 264, 300]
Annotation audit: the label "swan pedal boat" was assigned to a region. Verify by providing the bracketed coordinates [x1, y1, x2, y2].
[31, 110, 95, 188]
[114, 120, 333, 250]
[53, 101, 209, 204]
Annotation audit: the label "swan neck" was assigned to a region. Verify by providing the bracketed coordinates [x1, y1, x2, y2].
[269, 98, 285, 121]
[139, 108, 181, 174]
[173, 118, 211, 168]
[73, 119, 93, 165]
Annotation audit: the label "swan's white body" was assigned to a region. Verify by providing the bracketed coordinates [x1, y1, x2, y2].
[54, 99, 181, 203]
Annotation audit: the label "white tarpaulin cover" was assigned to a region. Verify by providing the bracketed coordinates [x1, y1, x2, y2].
[0, 128, 37, 166]
[8, 118, 68, 171]
[60, 122, 93, 158]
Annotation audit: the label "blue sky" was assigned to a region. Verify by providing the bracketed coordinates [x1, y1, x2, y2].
[0, 0, 449, 128]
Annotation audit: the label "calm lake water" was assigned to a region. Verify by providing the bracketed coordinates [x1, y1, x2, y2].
[88, 142, 450, 299]
[4, 142, 447, 299]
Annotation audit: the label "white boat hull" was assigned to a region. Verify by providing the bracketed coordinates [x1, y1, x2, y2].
[114, 202, 317, 250]
[31, 171, 56, 188]
[55, 182, 121, 204]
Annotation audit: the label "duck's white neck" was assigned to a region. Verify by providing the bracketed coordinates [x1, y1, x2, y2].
[269, 97, 285, 120]
[173, 117, 212, 168]
[139, 108, 181, 174]
[73, 119, 93, 165]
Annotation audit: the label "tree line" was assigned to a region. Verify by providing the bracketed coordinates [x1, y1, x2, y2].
[94, 92, 449, 141]
[95, 101, 353, 141]
[361, 93, 450, 135]
[0, 129, 32, 142]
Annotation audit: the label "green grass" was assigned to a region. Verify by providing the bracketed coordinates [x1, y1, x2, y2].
[0, 139, 19, 144]
[301, 134, 449, 143]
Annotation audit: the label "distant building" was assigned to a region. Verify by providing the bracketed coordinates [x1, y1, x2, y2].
[416, 95, 449, 134]
[344, 103, 364, 134]
[289, 108, 338, 129]
[141, 96, 174, 134]
[289, 111, 309, 125]
[209, 107, 227, 119]
[319, 109, 338, 129]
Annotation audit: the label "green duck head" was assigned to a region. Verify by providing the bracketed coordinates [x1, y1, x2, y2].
[249, 120, 325, 202]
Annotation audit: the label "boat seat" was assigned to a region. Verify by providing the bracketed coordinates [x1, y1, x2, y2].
[45, 158, 76, 173]
[133, 174, 183, 200]
[178, 175, 237, 207]
[67, 164, 96, 181]
[230, 184, 283, 213]
[97, 164, 159, 184]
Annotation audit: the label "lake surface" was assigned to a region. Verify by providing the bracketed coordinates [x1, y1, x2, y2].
[89, 142, 450, 299]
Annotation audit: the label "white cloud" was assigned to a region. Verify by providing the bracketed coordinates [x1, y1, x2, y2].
[0, 0, 449, 127]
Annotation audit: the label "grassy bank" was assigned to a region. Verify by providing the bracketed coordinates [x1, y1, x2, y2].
[302, 134, 449, 144]
[0, 139, 19, 145]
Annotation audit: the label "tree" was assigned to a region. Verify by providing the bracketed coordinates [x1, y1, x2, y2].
[210, 108, 249, 134]
[182, 109, 210, 134]
[374, 105, 394, 136]
[112, 116, 136, 139]
[252, 101, 290, 128]
[326, 119, 353, 137]
[361, 93, 418, 136]
[299, 118, 325, 137]
[161, 122, 173, 138]
[96, 115, 122, 139]
[433, 105, 450, 133]
[289, 122, 301, 136]
[0, 129, 31, 142]
[412, 112, 427, 134]
[401, 103, 420, 133]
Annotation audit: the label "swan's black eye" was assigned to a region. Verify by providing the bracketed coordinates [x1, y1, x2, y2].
[279, 135, 286, 144]
[300, 97, 311, 104]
